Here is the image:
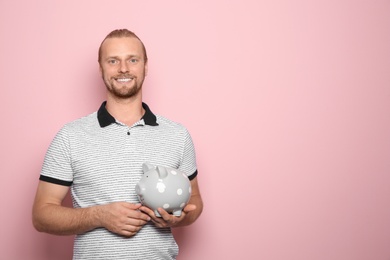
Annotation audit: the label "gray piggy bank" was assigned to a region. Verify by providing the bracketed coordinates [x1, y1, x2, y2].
[135, 163, 192, 217]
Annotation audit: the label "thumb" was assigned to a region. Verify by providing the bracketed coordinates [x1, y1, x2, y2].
[183, 204, 197, 213]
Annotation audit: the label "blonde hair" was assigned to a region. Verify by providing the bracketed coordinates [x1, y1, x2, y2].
[98, 29, 148, 63]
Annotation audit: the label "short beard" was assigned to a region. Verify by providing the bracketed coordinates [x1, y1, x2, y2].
[104, 76, 143, 99]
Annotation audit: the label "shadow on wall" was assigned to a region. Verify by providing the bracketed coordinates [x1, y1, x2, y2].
[42, 234, 74, 260]
[172, 227, 190, 256]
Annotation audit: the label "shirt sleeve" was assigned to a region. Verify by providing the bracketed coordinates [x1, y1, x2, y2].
[178, 128, 198, 180]
[40, 126, 74, 186]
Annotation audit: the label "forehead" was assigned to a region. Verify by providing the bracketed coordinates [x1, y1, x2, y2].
[100, 37, 144, 58]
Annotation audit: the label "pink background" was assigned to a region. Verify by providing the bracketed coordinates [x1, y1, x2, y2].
[1, 0, 390, 259]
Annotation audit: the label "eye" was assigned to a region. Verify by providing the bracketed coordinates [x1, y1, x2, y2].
[108, 59, 118, 64]
[129, 58, 138, 63]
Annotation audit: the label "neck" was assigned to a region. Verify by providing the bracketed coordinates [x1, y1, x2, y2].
[105, 94, 144, 126]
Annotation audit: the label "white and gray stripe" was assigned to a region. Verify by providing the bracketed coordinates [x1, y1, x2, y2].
[40, 102, 197, 260]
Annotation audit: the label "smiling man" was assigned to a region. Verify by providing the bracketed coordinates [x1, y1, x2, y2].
[32, 29, 203, 260]
[100, 34, 147, 100]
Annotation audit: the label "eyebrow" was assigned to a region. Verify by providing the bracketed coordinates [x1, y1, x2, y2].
[106, 54, 141, 60]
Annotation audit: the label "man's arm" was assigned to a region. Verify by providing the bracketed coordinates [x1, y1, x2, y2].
[32, 181, 150, 237]
[140, 177, 203, 228]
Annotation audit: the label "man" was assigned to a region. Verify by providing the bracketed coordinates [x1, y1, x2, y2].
[32, 29, 203, 259]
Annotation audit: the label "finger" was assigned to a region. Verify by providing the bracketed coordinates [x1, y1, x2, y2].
[123, 203, 142, 210]
[158, 208, 183, 227]
[157, 208, 172, 221]
[136, 212, 151, 222]
[120, 230, 136, 238]
[139, 206, 154, 215]
[139, 206, 162, 223]
[125, 207, 151, 221]
[120, 226, 141, 237]
[125, 217, 149, 227]
[123, 219, 149, 233]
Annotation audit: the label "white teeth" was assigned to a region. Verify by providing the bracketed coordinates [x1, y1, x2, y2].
[116, 78, 132, 82]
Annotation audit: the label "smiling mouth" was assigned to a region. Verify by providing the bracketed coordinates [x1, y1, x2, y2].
[116, 77, 133, 83]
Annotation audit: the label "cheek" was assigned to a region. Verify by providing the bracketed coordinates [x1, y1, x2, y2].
[102, 68, 116, 79]
[135, 67, 147, 76]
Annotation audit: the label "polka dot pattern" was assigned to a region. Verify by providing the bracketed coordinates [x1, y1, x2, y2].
[136, 163, 192, 217]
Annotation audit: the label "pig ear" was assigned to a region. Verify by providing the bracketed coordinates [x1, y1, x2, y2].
[142, 163, 155, 173]
[156, 166, 168, 178]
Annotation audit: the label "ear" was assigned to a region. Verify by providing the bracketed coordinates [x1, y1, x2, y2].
[99, 62, 103, 75]
[156, 166, 168, 178]
[144, 61, 148, 76]
[142, 162, 155, 173]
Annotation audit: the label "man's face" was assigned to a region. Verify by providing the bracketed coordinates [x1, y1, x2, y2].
[99, 37, 148, 99]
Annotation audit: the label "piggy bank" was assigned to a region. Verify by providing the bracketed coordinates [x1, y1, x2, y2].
[135, 163, 192, 217]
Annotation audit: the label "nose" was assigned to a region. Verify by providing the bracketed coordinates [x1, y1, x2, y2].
[119, 61, 129, 73]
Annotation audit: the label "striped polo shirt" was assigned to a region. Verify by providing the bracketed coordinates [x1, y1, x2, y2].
[40, 102, 198, 260]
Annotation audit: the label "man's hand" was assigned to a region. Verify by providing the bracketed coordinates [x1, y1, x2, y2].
[139, 177, 203, 228]
[97, 202, 151, 237]
[140, 204, 197, 228]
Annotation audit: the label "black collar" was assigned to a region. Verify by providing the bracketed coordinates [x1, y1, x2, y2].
[97, 101, 159, 127]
